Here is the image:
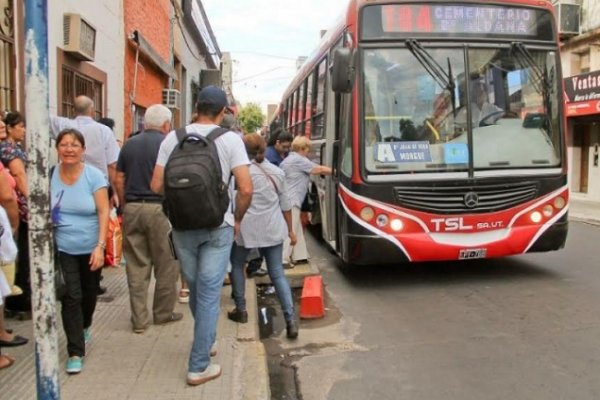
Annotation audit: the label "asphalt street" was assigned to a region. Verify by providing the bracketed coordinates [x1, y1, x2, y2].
[263, 220, 600, 400]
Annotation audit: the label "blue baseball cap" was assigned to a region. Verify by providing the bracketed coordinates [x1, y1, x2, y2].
[198, 85, 231, 111]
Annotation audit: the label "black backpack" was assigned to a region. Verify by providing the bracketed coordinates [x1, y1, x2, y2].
[163, 127, 230, 230]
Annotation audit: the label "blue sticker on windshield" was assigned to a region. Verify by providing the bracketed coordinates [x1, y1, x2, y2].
[444, 143, 469, 164]
[374, 141, 432, 163]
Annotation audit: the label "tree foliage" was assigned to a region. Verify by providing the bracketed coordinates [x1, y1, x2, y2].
[238, 103, 264, 134]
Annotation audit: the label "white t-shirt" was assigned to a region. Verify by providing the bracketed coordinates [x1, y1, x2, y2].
[155, 123, 250, 227]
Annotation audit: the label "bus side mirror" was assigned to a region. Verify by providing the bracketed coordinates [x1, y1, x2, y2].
[331, 48, 356, 93]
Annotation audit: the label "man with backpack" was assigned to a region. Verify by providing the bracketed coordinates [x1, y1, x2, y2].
[151, 86, 252, 386]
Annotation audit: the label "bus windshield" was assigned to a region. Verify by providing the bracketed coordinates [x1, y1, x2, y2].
[362, 44, 561, 174]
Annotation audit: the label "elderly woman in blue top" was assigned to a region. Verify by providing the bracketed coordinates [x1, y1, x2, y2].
[280, 136, 332, 265]
[51, 128, 109, 374]
[227, 134, 300, 339]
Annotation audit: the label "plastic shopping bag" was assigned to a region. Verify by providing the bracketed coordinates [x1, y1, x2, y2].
[0, 206, 21, 296]
[105, 208, 122, 267]
[0, 206, 17, 263]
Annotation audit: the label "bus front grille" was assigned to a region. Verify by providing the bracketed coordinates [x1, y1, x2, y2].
[394, 182, 539, 214]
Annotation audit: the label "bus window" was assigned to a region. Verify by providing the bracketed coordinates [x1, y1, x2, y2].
[286, 98, 293, 129]
[312, 58, 327, 139]
[363, 47, 467, 173]
[305, 73, 314, 136]
[362, 44, 561, 174]
[299, 80, 306, 126]
[467, 47, 561, 170]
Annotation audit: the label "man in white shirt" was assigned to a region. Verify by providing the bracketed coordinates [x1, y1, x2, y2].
[50, 96, 121, 205]
[150, 86, 252, 386]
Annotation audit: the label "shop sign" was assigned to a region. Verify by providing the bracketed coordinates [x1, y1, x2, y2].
[564, 70, 600, 117]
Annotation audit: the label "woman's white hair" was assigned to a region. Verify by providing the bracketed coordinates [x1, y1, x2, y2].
[144, 104, 172, 129]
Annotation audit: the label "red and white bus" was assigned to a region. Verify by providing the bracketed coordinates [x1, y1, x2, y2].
[272, 0, 568, 265]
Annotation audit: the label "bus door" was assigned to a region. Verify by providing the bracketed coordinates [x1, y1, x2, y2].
[319, 68, 338, 247]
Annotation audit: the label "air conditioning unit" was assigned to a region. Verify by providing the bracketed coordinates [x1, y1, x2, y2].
[555, 2, 581, 38]
[162, 89, 180, 109]
[63, 13, 96, 61]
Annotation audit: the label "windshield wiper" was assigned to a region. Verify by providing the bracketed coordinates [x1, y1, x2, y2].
[510, 42, 550, 95]
[405, 39, 456, 115]
[510, 42, 552, 120]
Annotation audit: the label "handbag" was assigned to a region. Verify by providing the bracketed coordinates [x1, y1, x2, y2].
[50, 166, 67, 299]
[53, 242, 67, 300]
[300, 191, 318, 213]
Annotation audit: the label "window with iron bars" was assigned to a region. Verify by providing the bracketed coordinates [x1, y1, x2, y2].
[61, 66, 103, 118]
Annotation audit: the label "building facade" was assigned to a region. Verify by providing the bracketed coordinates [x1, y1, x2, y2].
[559, 0, 600, 202]
[49, 0, 125, 137]
[123, 0, 174, 135]
[1, 0, 125, 140]
[124, 0, 223, 133]
[2, 0, 225, 139]
[0, 0, 24, 114]
[172, 0, 222, 127]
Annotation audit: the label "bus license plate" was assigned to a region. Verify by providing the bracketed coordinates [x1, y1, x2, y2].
[459, 248, 487, 260]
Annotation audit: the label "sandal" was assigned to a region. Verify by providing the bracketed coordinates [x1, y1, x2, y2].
[178, 288, 190, 304]
[0, 354, 15, 370]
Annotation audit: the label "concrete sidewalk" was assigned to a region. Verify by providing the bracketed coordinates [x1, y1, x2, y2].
[0, 267, 269, 400]
[569, 196, 600, 225]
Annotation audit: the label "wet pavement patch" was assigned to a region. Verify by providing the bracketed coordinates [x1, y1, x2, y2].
[256, 285, 342, 399]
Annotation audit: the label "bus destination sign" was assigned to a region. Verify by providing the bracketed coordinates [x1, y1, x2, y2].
[380, 5, 538, 37]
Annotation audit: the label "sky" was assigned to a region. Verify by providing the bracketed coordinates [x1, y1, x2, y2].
[201, 0, 348, 112]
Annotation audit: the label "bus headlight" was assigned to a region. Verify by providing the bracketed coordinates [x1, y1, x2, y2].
[376, 214, 389, 227]
[390, 219, 404, 232]
[360, 207, 375, 222]
[530, 211, 542, 224]
[554, 197, 566, 210]
[542, 205, 554, 217]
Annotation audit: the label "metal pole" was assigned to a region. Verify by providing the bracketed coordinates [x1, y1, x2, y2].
[24, 1, 61, 399]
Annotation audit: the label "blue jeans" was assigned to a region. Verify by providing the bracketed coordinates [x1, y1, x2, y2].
[172, 225, 233, 373]
[230, 243, 295, 322]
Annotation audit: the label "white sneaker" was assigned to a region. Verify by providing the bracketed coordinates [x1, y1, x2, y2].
[178, 289, 190, 304]
[186, 364, 221, 386]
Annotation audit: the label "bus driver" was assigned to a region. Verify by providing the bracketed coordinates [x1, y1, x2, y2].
[465, 81, 504, 128]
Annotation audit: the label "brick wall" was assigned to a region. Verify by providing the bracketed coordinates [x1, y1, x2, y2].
[123, 0, 171, 134]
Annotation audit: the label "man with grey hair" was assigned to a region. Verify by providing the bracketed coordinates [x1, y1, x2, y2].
[114, 104, 182, 333]
[50, 95, 121, 205]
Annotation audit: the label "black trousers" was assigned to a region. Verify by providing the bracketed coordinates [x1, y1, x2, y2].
[58, 252, 101, 357]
